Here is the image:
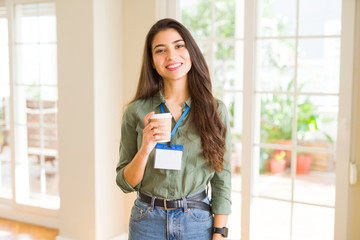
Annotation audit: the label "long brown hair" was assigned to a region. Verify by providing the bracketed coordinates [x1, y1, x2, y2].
[132, 18, 226, 172]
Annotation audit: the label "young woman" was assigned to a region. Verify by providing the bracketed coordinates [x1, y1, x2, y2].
[116, 18, 232, 240]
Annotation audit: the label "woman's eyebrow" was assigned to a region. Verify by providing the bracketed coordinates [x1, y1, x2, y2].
[173, 39, 184, 44]
[153, 39, 184, 51]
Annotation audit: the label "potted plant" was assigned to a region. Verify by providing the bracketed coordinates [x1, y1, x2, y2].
[269, 150, 287, 174]
[261, 80, 334, 173]
[296, 98, 334, 173]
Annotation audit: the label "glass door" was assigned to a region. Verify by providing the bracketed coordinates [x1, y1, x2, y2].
[174, 0, 355, 239]
[251, 0, 341, 239]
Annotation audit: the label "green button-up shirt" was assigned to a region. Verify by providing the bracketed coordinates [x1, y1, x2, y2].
[116, 91, 232, 215]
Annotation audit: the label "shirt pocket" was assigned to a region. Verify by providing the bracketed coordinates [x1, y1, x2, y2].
[187, 197, 213, 222]
[130, 198, 151, 222]
[188, 208, 213, 222]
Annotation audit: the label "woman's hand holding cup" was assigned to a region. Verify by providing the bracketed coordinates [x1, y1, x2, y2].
[140, 112, 172, 155]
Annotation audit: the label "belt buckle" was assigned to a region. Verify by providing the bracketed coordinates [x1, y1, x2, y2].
[163, 198, 176, 210]
[163, 199, 168, 210]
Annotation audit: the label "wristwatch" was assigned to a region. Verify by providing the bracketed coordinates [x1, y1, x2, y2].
[212, 227, 229, 238]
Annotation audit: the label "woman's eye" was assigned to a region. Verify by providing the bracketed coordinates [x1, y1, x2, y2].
[176, 44, 184, 49]
[155, 49, 165, 54]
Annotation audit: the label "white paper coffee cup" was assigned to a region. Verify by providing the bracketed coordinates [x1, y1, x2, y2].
[150, 113, 172, 142]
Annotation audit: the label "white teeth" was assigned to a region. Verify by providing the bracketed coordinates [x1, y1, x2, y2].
[167, 63, 181, 69]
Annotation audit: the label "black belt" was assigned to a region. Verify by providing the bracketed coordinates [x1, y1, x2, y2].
[138, 190, 212, 213]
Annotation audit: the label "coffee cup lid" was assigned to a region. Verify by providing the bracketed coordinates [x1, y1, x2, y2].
[150, 113, 172, 119]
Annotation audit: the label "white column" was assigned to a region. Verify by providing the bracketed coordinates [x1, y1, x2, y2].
[93, 0, 126, 239]
[57, 0, 97, 238]
[57, 0, 157, 239]
[349, 1, 360, 239]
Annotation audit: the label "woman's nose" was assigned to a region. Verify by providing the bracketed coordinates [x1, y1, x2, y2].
[166, 49, 177, 60]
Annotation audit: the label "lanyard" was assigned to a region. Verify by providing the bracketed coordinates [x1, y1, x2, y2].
[160, 103, 190, 140]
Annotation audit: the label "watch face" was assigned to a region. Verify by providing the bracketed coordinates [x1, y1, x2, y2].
[223, 227, 228, 237]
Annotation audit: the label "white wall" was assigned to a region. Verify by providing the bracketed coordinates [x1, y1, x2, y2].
[57, 0, 124, 239]
[122, 0, 157, 103]
[57, 0, 96, 238]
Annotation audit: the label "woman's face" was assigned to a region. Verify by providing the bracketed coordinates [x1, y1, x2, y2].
[151, 28, 192, 83]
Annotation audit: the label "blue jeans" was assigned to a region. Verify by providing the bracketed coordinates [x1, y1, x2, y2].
[128, 194, 213, 240]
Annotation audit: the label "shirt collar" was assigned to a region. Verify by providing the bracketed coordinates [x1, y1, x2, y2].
[183, 96, 192, 109]
[150, 91, 165, 110]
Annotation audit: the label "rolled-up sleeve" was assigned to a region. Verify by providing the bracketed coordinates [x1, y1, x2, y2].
[210, 100, 232, 215]
[116, 103, 141, 193]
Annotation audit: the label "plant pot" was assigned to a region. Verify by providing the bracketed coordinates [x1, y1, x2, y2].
[269, 159, 286, 174]
[296, 155, 312, 174]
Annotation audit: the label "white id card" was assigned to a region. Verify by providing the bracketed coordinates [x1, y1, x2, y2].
[154, 143, 183, 170]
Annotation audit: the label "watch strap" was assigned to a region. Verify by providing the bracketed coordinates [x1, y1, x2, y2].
[213, 227, 228, 238]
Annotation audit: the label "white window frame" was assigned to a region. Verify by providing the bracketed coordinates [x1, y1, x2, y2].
[334, 0, 356, 238]
[0, 0, 59, 227]
[164, 0, 357, 239]
[0, 0, 11, 203]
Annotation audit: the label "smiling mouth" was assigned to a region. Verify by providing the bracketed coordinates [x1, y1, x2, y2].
[166, 63, 182, 70]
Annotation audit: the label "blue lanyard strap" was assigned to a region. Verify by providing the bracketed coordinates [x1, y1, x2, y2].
[160, 103, 190, 139]
[160, 103, 166, 113]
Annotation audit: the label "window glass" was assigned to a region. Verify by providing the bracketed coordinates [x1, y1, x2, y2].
[255, 39, 295, 92]
[257, 0, 297, 37]
[297, 38, 340, 94]
[298, 0, 342, 36]
[14, 2, 59, 210]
